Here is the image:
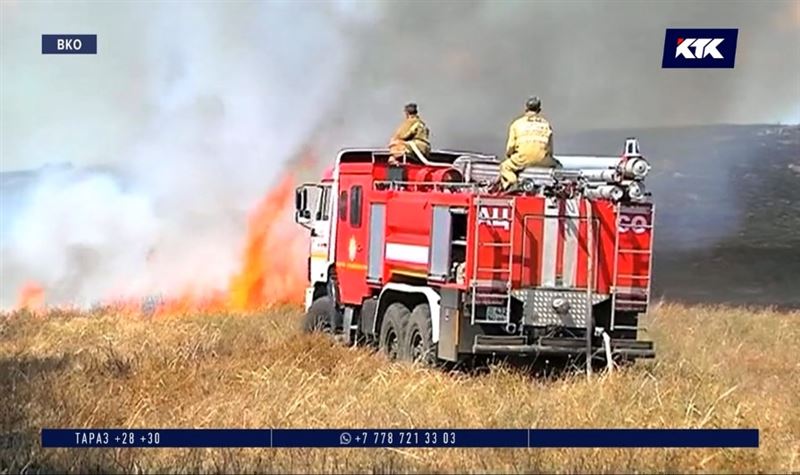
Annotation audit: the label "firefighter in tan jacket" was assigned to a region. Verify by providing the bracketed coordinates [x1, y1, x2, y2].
[388, 103, 431, 165]
[499, 97, 559, 190]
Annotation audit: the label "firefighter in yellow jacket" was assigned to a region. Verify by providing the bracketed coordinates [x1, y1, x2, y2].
[498, 97, 559, 191]
[388, 103, 430, 165]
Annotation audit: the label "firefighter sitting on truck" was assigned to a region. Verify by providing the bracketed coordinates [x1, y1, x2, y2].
[388, 103, 431, 165]
[494, 96, 560, 192]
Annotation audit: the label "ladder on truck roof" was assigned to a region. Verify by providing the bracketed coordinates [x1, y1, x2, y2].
[610, 204, 655, 331]
[470, 196, 515, 325]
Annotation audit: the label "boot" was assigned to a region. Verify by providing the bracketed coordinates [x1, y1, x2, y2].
[504, 182, 521, 194]
[485, 179, 503, 194]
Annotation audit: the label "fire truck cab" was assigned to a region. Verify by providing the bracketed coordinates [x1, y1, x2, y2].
[294, 141, 655, 367]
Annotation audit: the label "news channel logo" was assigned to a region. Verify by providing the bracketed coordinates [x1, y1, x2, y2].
[662, 28, 738, 68]
[41, 34, 97, 54]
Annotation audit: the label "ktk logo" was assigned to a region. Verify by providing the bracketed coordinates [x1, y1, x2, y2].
[662, 29, 737, 68]
[675, 38, 724, 59]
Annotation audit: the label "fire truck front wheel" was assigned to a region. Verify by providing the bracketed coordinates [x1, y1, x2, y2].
[404, 304, 437, 367]
[302, 296, 337, 334]
[379, 303, 409, 361]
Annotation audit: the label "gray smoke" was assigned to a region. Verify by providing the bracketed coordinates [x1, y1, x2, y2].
[315, 0, 799, 254]
[1, 1, 798, 308]
[323, 0, 799, 151]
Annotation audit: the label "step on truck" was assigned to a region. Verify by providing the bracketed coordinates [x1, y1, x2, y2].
[294, 139, 656, 368]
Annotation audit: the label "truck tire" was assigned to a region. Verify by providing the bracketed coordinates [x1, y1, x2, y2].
[404, 303, 438, 366]
[302, 296, 336, 334]
[379, 303, 409, 361]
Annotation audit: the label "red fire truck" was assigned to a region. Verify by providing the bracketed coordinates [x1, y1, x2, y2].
[294, 139, 655, 367]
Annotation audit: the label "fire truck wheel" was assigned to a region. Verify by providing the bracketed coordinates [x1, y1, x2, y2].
[379, 303, 409, 361]
[404, 304, 437, 366]
[302, 297, 336, 334]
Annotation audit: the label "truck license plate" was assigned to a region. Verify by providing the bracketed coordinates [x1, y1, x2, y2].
[486, 306, 507, 321]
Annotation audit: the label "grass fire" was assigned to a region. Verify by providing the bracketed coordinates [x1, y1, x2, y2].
[13, 168, 307, 317]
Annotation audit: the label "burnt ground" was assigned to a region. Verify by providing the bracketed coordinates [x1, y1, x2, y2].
[581, 125, 800, 308]
[654, 244, 799, 308]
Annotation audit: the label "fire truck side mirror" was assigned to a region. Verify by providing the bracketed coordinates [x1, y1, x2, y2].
[295, 188, 307, 212]
[294, 188, 311, 225]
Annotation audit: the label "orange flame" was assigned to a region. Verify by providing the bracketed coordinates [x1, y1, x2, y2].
[17, 281, 45, 312]
[102, 289, 230, 318]
[228, 171, 306, 310]
[12, 160, 311, 316]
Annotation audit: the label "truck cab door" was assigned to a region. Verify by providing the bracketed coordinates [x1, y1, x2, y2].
[295, 183, 333, 287]
[334, 172, 372, 305]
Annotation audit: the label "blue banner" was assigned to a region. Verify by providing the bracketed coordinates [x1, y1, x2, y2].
[662, 29, 738, 69]
[528, 429, 757, 448]
[276, 429, 527, 448]
[41, 428, 759, 448]
[42, 429, 270, 448]
[42, 34, 97, 54]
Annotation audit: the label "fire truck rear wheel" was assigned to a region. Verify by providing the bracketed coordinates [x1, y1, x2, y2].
[404, 304, 437, 367]
[379, 303, 409, 361]
[302, 297, 336, 334]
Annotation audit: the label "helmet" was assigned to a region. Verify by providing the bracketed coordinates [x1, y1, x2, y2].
[525, 96, 541, 112]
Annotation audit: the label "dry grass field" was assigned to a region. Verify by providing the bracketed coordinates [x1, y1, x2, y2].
[1, 302, 798, 473]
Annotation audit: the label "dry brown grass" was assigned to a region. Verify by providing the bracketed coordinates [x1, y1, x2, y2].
[1, 302, 798, 473]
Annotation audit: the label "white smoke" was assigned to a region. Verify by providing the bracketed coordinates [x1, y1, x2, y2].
[1, 1, 366, 307]
[4, 170, 159, 304]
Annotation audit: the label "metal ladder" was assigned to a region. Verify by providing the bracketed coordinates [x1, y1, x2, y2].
[470, 197, 516, 325]
[610, 205, 655, 331]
